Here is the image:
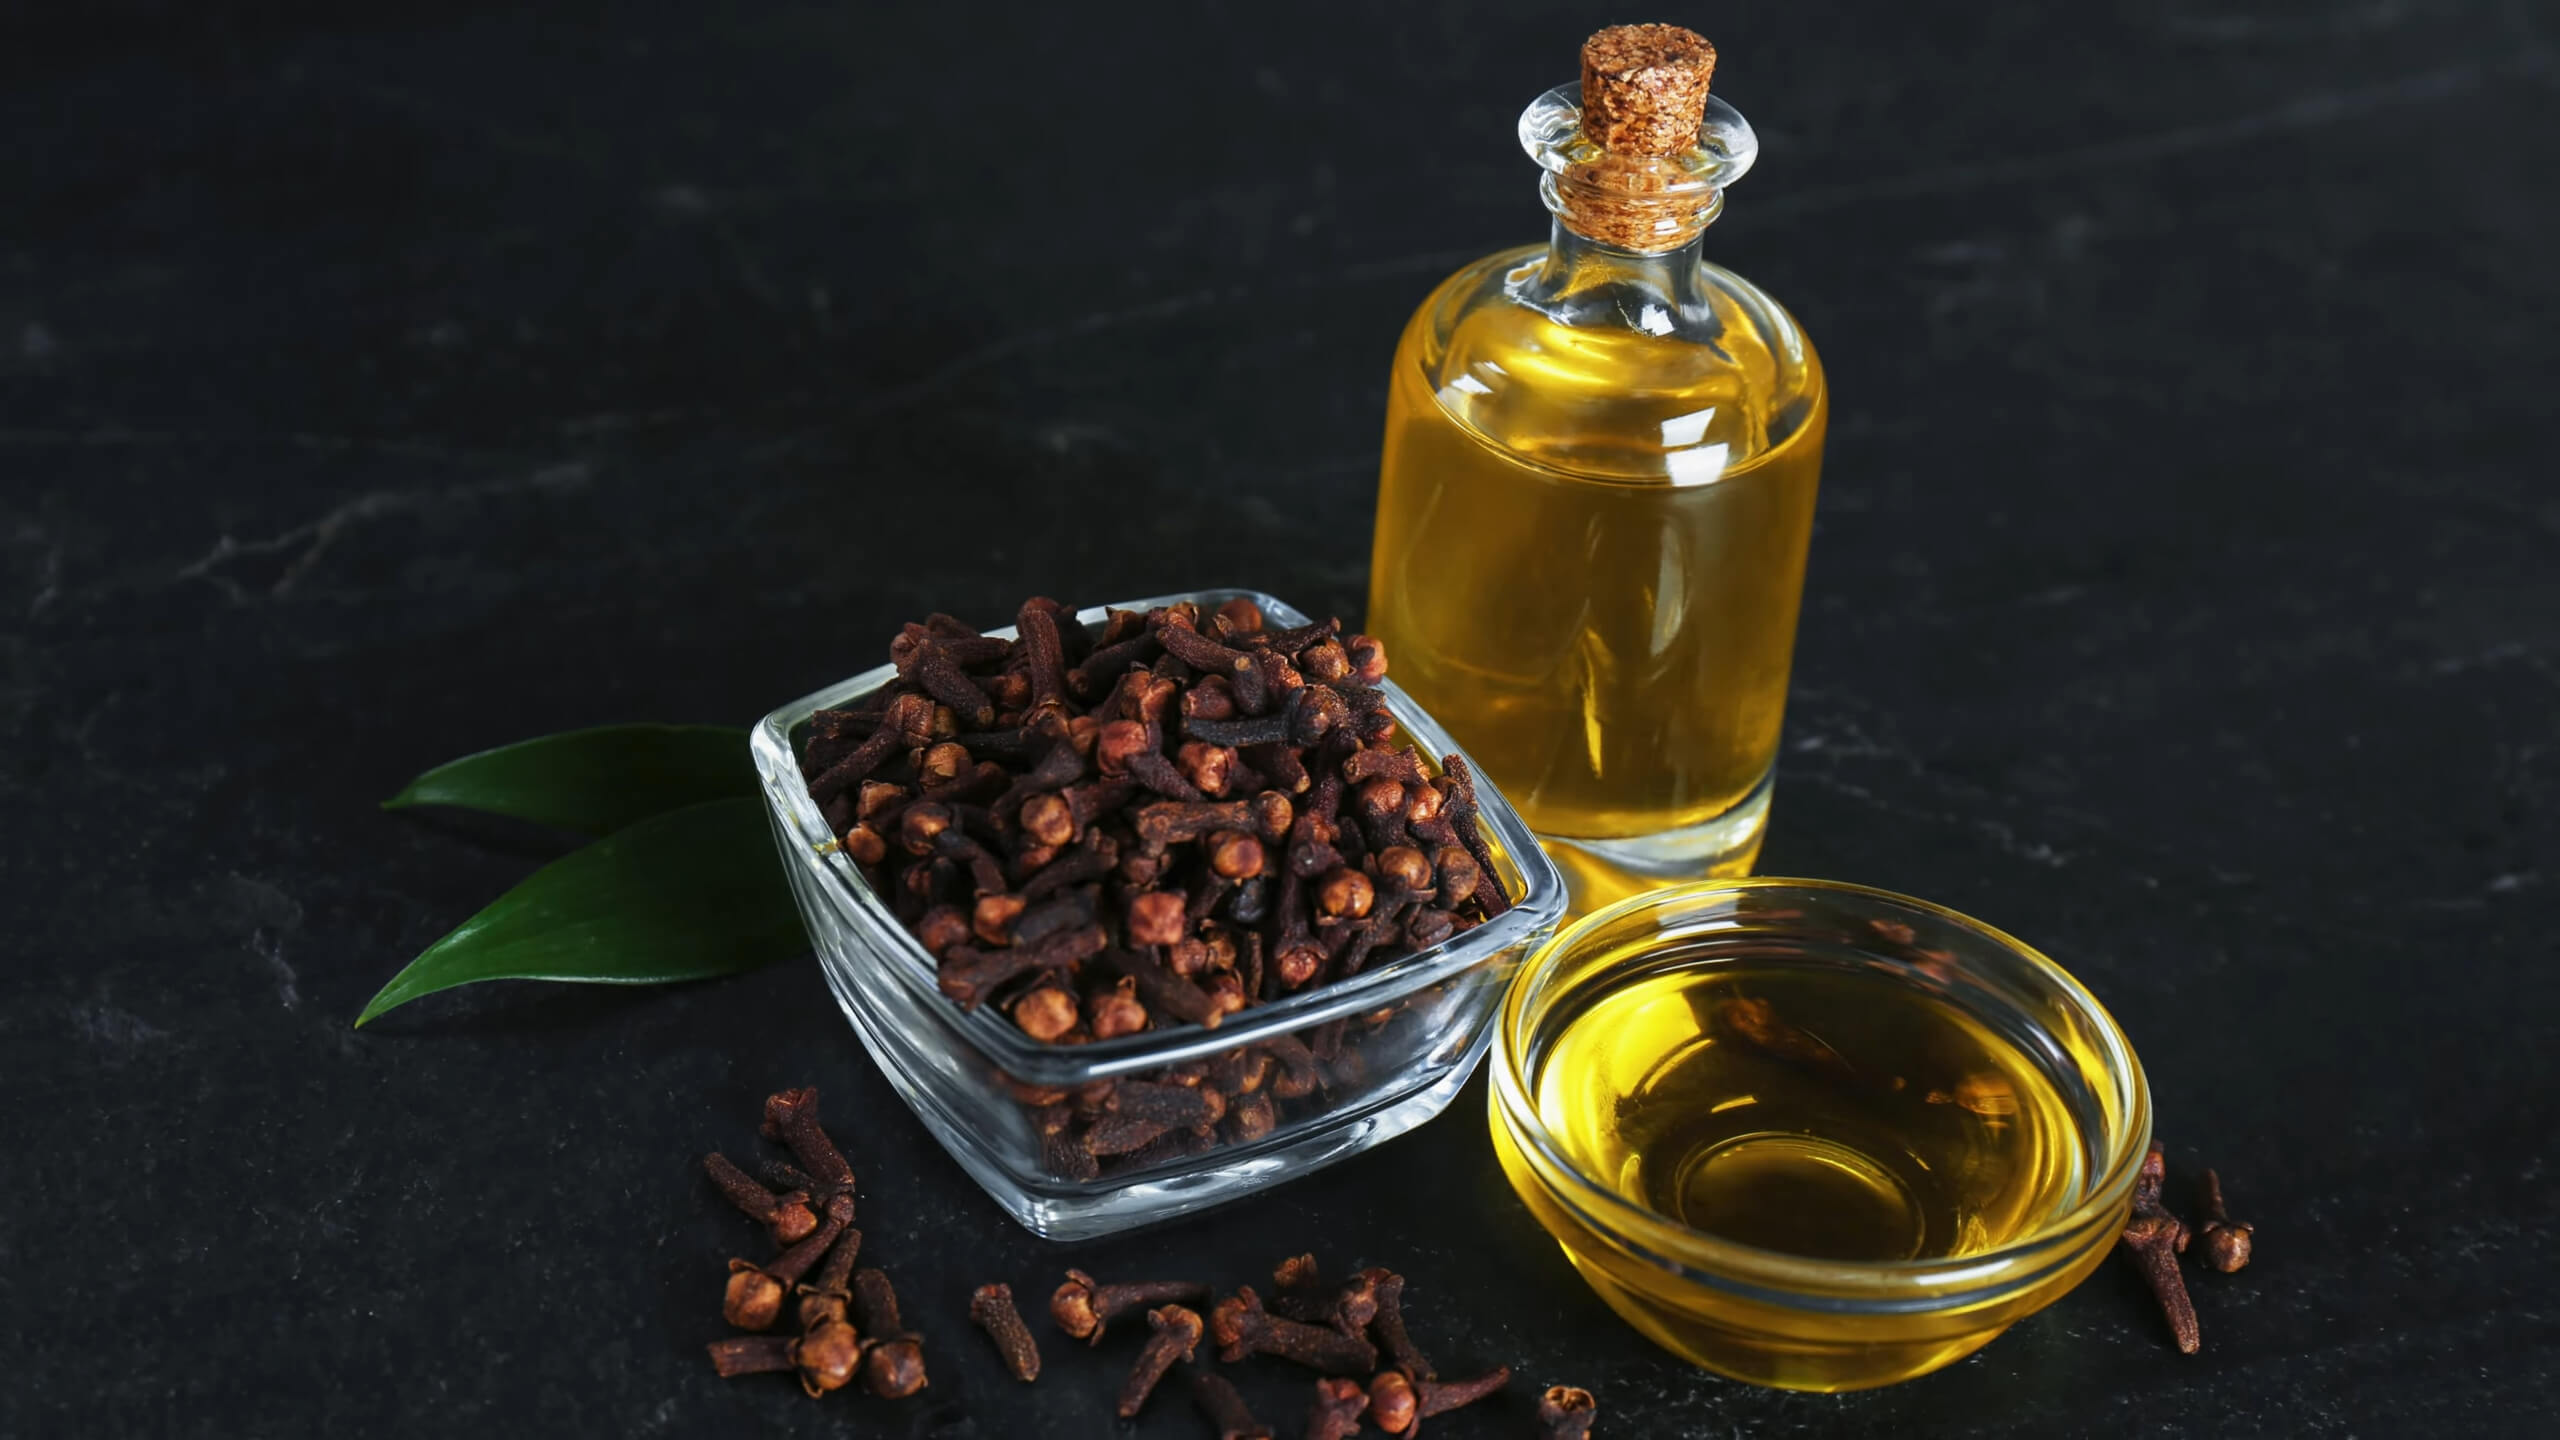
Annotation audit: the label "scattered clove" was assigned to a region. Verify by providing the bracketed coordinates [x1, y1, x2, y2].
[706, 1332, 861, 1397]
[1188, 1365, 1272, 1440]
[1376, 1365, 1512, 1432]
[1052, 1270, 1213, 1345]
[1271, 1253, 1329, 1322]
[1367, 1370, 1417, 1434]
[1537, 1384, 1598, 1440]
[2119, 1141, 2200, 1354]
[1361, 1268, 1434, 1380]
[761, 1088, 857, 1207]
[969, 1282, 1041, 1382]
[703, 1152, 817, 1246]
[1319, 1270, 1380, 1342]
[760, 1158, 850, 1212]
[1119, 1304, 1205, 1418]
[794, 1224, 864, 1331]
[851, 1267, 929, 1397]
[793, 1312, 864, 1398]
[1304, 1376, 1368, 1440]
[700, 1087, 903, 1403]
[1211, 1287, 1378, 1375]
[723, 1192, 854, 1332]
[2197, 1168, 2254, 1273]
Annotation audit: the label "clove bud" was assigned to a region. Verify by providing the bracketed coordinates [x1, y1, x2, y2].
[2197, 1168, 2254, 1273]
[1537, 1384, 1599, 1440]
[1050, 1270, 1209, 1346]
[969, 1282, 1041, 1382]
[2119, 1141, 2200, 1354]
[1118, 1304, 1204, 1418]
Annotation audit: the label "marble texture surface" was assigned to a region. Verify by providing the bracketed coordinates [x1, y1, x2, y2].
[4, 1, 2555, 1434]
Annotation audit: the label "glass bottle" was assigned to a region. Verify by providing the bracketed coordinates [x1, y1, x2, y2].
[1367, 29, 1826, 914]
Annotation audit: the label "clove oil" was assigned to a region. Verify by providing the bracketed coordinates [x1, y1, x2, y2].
[1368, 26, 1824, 910]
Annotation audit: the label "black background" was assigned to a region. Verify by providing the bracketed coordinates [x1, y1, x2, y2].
[6, 2, 2557, 1435]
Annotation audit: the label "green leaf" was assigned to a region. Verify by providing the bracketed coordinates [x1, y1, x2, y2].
[382, 724, 755, 835]
[355, 796, 806, 1026]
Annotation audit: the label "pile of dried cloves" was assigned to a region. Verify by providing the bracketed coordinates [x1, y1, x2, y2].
[963, 1251, 1595, 1438]
[803, 596, 1513, 1033]
[700, 1094, 1596, 1431]
[700, 1088, 928, 1400]
[799, 595, 1517, 1177]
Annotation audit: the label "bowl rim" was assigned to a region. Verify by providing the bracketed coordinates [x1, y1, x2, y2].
[751, 586, 1571, 1086]
[1490, 876, 2152, 1310]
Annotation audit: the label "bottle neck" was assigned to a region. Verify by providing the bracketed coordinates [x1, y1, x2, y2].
[1517, 216, 1718, 326]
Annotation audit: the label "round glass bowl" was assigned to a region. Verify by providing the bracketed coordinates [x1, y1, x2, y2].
[1489, 879, 2148, 1391]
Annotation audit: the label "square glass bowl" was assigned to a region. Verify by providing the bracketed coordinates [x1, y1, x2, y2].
[751, 587, 1568, 1239]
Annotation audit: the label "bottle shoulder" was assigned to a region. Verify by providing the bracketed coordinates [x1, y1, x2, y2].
[1396, 243, 1824, 485]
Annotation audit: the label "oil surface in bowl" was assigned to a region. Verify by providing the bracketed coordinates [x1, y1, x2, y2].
[1533, 955, 2084, 1261]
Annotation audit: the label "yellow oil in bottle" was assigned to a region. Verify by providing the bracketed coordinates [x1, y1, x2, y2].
[1531, 959, 2083, 1266]
[1367, 32, 1828, 910]
[1370, 249, 1823, 857]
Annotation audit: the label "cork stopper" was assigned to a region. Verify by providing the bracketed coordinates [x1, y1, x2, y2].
[1579, 24, 1717, 157]
[1519, 25, 1754, 252]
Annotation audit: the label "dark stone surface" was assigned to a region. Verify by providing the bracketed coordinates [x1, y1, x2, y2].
[5, 2, 2556, 1434]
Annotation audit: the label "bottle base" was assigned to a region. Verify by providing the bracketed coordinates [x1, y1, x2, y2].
[1536, 766, 1772, 917]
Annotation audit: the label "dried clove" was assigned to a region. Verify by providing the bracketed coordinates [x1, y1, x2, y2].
[969, 1282, 1041, 1382]
[1211, 594, 1265, 638]
[1111, 1079, 1227, 1128]
[848, 1267, 929, 1397]
[1128, 888, 1190, 946]
[1211, 1287, 1378, 1374]
[760, 1088, 857, 1202]
[1315, 867, 1375, 921]
[707, 1340, 798, 1380]
[2120, 1141, 2200, 1354]
[1260, 615, 1342, 657]
[702, 1152, 818, 1246]
[1271, 1253, 1328, 1321]
[759, 1158, 851, 1212]
[2197, 1168, 2254, 1273]
[1011, 980, 1081, 1042]
[1136, 798, 1259, 846]
[1305, 1376, 1369, 1440]
[1036, 1104, 1101, 1182]
[1320, 1270, 1380, 1342]
[1088, 975, 1150, 1039]
[794, 1224, 864, 1331]
[1050, 1270, 1210, 1346]
[1537, 1385, 1598, 1440]
[724, 1192, 854, 1332]
[1188, 1365, 1273, 1440]
[1263, 1035, 1321, 1099]
[706, 1330, 861, 1397]
[1071, 632, 1163, 699]
[1362, 1268, 1433, 1380]
[1119, 1304, 1205, 1418]
[1086, 1112, 1174, 1157]
[1157, 610, 1256, 676]
[1367, 1370, 1418, 1435]
[1399, 1366, 1512, 1430]
[1015, 599, 1072, 721]
[807, 693, 937, 802]
[796, 1316, 865, 1397]
[1102, 945, 1224, 1029]
[939, 921, 1108, 1008]
[1226, 1090, 1278, 1142]
[1434, 755, 1510, 919]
